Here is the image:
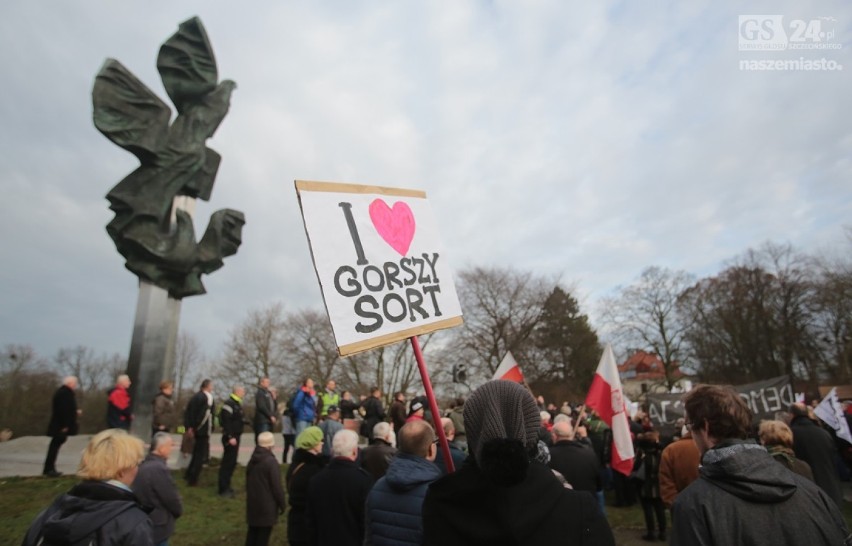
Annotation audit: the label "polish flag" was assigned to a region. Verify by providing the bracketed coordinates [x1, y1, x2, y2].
[584, 344, 634, 476]
[493, 351, 524, 383]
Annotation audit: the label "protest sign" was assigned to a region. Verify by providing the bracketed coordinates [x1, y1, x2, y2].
[646, 375, 795, 436]
[296, 180, 463, 356]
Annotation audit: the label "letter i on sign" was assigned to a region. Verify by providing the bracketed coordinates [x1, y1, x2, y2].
[339, 202, 368, 265]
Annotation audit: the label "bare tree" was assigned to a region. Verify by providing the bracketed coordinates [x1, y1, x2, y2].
[215, 302, 289, 387]
[281, 309, 340, 388]
[0, 344, 56, 435]
[55, 346, 110, 397]
[339, 335, 437, 404]
[599, 266, 695, 390]
[174, 332, 205, 404]
[444, 266, 553, 383]
[810, 236, 852, 382]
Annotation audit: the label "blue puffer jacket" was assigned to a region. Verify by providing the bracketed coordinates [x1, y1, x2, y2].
[293, 388, 317, 423]
[365, 452, 442, 546]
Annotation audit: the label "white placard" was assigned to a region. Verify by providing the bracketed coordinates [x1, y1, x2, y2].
[296, 181, 463, 356]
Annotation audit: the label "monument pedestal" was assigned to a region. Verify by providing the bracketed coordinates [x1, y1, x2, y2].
[126, 281, 181, 438]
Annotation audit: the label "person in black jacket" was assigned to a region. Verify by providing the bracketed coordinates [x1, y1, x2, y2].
[306, 429, 374, 546]
[672, 385, 850, 545]
[245, 432, 285, 546]
[219, 385, 247, 497]
[422, 380, 615, 546]
[789, 402, 844, 506]
[361, 421, 397, 480]
[286, 426, 326, 546]
[548, 420, 601, 495]
[184, 379, 214, 486]
[24, 428, 153, 545]
[254, 377, 277, 444]
[361, 387, 386, 440]
[43, 376, 80, 477]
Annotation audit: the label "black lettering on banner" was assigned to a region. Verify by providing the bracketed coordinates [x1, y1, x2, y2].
[339, 202, 368, 266]
[412, 257, 428, 283]
[382, 293, 407, 323]
[363, 265, 385, 292]
[334, 265, 361, 297]
[400, 258, 417, 286]
[423, 284, 442, 316]
[406, 287, 428, 321]
[384, 261, 402, 289]
[331, 210, 446, 333]
[422, 252, 440, 283]
[355, 295, 382, 333]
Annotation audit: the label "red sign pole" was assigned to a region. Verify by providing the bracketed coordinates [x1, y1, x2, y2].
[410, 335, 455, 473]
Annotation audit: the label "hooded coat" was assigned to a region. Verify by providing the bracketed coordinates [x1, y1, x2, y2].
[365, 452, 442, 546]
[22, 481, 153, 546]
[672, 441, 850, 545]
[423, 460, 614, 546]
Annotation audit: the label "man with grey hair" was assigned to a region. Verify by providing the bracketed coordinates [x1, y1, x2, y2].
[107, 374, 133, 430]
[307, 429, 374, 546]
[361, 421, 397, 480]
[43, 376, 80, 477]
[133, 432, 183, 546]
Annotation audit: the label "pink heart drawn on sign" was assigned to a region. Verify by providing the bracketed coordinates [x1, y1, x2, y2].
[369, 199, 416, 256]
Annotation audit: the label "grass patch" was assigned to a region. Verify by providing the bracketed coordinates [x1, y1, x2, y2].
[0, 462, 291, 546]
[3, 468, 852, 546]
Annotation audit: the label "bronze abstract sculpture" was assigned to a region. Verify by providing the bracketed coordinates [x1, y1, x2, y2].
[94, 17, 244, 299]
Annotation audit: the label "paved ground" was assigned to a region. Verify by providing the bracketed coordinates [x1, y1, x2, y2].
[0, 433, 283, 477]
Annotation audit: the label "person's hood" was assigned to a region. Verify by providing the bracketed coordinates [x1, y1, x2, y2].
[39, 481, 143, 544]
[700, 440, 798, 503]
[384, 452, 441, 492]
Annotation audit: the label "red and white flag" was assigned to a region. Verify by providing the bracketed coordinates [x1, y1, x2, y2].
[493, 351, 525, 383]
[585, 344, 634, 476]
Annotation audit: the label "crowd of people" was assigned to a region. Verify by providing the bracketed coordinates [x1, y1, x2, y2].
[22, 373, 852, 545]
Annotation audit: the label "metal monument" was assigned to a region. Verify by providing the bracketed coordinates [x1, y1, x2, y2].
[93, 17, 244, 435]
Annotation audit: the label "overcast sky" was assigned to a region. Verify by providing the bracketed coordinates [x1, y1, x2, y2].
[1, 1, 850, 364]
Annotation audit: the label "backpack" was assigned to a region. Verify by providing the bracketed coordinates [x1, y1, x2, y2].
[283, 389, 300, 417]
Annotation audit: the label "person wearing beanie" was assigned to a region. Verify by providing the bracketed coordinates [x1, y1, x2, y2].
[245, 432, 285, 546]
[318, 405, 344, 458]
[406, 401, 425, 423]
[422, 380, 615, 546]
[286, 426, 326, 546]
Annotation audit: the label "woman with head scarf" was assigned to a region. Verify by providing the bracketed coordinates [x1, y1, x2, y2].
[422, 380, 614, 546]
